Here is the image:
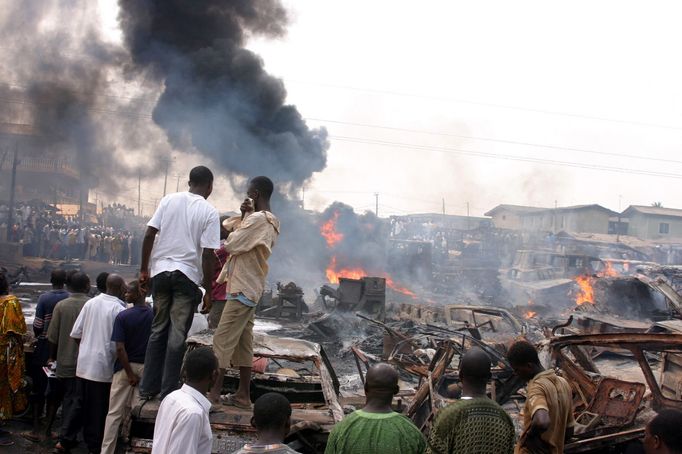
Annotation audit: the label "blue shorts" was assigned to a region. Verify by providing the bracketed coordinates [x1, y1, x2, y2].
[228, 292, 256, 308]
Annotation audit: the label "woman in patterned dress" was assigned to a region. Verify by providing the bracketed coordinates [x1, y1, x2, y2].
[0, 272, 27, 446]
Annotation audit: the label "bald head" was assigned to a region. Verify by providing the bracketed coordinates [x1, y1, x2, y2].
[106, 274, 127, 300]
[459, 348, 492, 386]
[365, 363, 399, 405]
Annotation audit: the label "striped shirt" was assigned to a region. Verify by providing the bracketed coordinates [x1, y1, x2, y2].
[33, 289, 69, 338]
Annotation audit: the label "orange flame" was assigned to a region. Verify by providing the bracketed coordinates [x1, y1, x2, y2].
[325, 257, 417, 298]
[599, 261, 618, 278]
[321, 212, 343, 248]
[524, 311, 537, 319]
[325, 256, 366, 284]
[575, 275, 595, 305]
[385, 277, 417, 298]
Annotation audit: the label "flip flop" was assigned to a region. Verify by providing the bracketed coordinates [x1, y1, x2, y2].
[20, 431, 43, 443]
[221, 393, 252, 410]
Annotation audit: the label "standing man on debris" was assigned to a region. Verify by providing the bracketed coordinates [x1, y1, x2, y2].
[100, 280, 153, 454]
[426, 347, 516, 454]
[209, 176, 280, 408]
[139, 166, 220, 400]
[69, 274, 127, 454]
[325, 363, 426, 454]
[507, 340, 575, 454]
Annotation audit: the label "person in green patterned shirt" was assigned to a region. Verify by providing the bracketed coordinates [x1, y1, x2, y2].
[324, 363, 426, 454]
[426, 348, 516, 454]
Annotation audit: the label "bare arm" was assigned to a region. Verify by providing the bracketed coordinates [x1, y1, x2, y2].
[116, 341, 139, 386]
[139, 226, 158, 291]
[523, 409, 551, 452]
[200, 248, 216, 314]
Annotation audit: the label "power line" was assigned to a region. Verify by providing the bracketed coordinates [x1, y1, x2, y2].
[331, 135, 682, 180]
[288, 79, 682, 131]
[308, 117, 682, 166]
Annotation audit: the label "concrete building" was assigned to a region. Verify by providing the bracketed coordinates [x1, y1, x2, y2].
[486, 204, 617, 234]
[521, 205, 617, 234]
[621, 205, 682, 240]
[485, 205, 548, 230]
[0, 122, 85, 205]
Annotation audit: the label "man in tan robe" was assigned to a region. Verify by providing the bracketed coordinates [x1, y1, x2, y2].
[209, 176, 279, 408]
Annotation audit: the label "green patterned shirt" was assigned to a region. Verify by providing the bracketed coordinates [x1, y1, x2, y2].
[426, 398, 516, 454]
[324, 410, 426, 454]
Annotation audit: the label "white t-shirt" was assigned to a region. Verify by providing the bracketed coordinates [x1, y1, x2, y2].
[152, 384, 212, 454]
[70, 293, 126, 383]
[148, 192, 220, 285]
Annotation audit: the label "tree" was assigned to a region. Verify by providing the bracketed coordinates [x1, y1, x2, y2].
[652, 202, 663, 208]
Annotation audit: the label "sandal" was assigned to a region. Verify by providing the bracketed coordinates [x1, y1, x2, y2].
[221, 393, 252, 410]
[20, 431, 43, 443]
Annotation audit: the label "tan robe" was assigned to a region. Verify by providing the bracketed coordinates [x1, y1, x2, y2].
[217, 211, 279, 303]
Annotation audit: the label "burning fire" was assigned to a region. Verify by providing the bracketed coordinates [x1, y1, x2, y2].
[325, 257, 417, 298]
[524, 311, 537, 319]
[322, 210, 418, 299]
[599, 261, 618, 278]
[321, 212, 344, 248]
[385, 277, 417, 298]
[325, 256, 366, 283]
[574, 275, 595, 306]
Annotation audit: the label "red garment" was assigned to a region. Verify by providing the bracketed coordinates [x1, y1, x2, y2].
[211, 245, 229, 301]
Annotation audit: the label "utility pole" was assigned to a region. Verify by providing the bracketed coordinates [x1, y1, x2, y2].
[137, 172, 141, 217]
[374, 193, 379, 217]
[162, 158, 169, 197]
[176, 174, 180, 193]
[6, 144, 18, 242]
[442, 198, 445, 215]
[79, 184, 84, 225]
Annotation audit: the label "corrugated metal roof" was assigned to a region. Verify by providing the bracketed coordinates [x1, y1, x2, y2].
[484, 204, 549, 216]
[622, 205, 682, 218]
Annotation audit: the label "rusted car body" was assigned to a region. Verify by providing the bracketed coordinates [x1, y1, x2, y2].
[127, 332, 343, 454]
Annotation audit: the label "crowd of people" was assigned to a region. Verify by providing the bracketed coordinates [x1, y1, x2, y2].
[0, 166, 680, 453]
[0, 200, 144, 265]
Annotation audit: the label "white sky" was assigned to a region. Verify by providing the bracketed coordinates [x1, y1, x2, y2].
[99, 0, 682, 217]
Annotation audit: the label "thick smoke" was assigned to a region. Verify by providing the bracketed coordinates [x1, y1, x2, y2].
[321, 202, 388, 273]
[117, 0, 329, 188]
[0, 0, 166, 194]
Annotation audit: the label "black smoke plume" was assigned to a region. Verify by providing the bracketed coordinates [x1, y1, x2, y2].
[118, 0, 329, 188]
[0, 0, 166, 195]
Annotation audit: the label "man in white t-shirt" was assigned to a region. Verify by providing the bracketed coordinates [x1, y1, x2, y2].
[69, 274, 127, 453]
[139, 166, 220, 399]
[152, 348, 219, 454]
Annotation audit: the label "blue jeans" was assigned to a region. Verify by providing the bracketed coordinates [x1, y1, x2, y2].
[139, 271, 201, 398]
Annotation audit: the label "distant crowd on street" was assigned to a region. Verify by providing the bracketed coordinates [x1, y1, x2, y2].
[0, 200, 144, 264]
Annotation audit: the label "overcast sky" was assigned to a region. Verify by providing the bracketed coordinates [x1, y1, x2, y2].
[100, 0, 682, 217]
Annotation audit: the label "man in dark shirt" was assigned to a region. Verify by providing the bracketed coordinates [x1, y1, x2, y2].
[101, 280, 153, 454]
[23, 269, 69, 442]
